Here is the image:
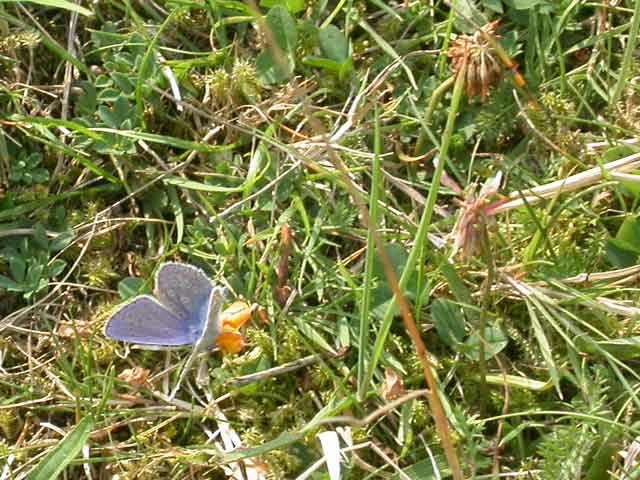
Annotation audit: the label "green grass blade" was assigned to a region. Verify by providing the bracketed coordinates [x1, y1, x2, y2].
[357, 18, 417, 91]
[357, 106, 382, 400]
[611, 0, 640, 104]
[0, 0, 92, 16]
[27, 415, 93, 480]
[9, 115, 104, 140]
[90, 129, 235, 153]
[167, 186, 184, 244]
[0, 184, 120, 221]
[134, 11, 177, 125]
[525, 299, 562, 398]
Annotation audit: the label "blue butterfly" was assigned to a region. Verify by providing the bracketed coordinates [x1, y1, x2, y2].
[105, 262, 226, 398]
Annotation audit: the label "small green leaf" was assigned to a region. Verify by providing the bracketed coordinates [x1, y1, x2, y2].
[295, 318, 336, 354]
[615, 217, 640, 251]
[25, 263, 45, 291]
[50, 231, 74, 252]
[31, 168, 50, 184]
[0, 274, 21, 291]
[256, 6, 298, 83]
[439, 263, 473, 304]
[319, 25, 349, 63]
[33, 224, 49, 250]
[27, 416, 94, 480]
[266, 5, 298, 53]
[302, 56, 351, 73]
[462, 326, 509, 361]
[431, 299, 465, 348]
[8, 251, 26, 283]
[371, 245, 418, 307]
[118, 277, 145, 300]
[49, 259, 67, 278]
[618, 174, 640, 198]
[452, 0, 487, 33]
[605, 217, 640, 267]
[605, 239, 639, 267]
[98, 95, 135, 129]
[256, 52, 288, 83]
[482, 0, 504, 13]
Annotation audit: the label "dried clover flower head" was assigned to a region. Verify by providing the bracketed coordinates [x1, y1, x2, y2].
[447, 20, 503, 102]
[449, 172, 503, 259]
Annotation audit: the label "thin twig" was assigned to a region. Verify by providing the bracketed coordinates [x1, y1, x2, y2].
[316, 389, 430, 428]
[226, 348, 349, 387]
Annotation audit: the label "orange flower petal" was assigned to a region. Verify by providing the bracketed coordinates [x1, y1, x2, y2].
[216, 331, 246, 355]
[220, 300, 252, 329]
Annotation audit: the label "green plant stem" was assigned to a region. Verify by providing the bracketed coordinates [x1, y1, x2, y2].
[321, 0, 349, 28]
[477, 217, 495, 416]
[304, 93, 464, 476]
[414, 75, 455, 156]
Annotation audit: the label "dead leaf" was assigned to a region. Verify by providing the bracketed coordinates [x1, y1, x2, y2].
[117, 367, 150, 388]
[55, 320, 92, 339]
[380, 369, 405, 401]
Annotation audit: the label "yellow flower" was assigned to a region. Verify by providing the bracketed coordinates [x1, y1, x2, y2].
[216, 301, 252, 354]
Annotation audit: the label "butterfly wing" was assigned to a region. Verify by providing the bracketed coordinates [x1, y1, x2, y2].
[155, 262, 215, 334]
[104, 295, 200, 347]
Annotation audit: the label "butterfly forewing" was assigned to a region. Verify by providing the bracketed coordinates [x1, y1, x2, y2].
[105, 295, 200, 346]
[155, 262, 215, 329]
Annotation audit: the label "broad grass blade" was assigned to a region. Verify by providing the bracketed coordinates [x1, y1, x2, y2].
[27, 416, 93, 480]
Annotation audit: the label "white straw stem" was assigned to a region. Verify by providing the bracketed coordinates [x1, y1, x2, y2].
[492, 152, 640, 214]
